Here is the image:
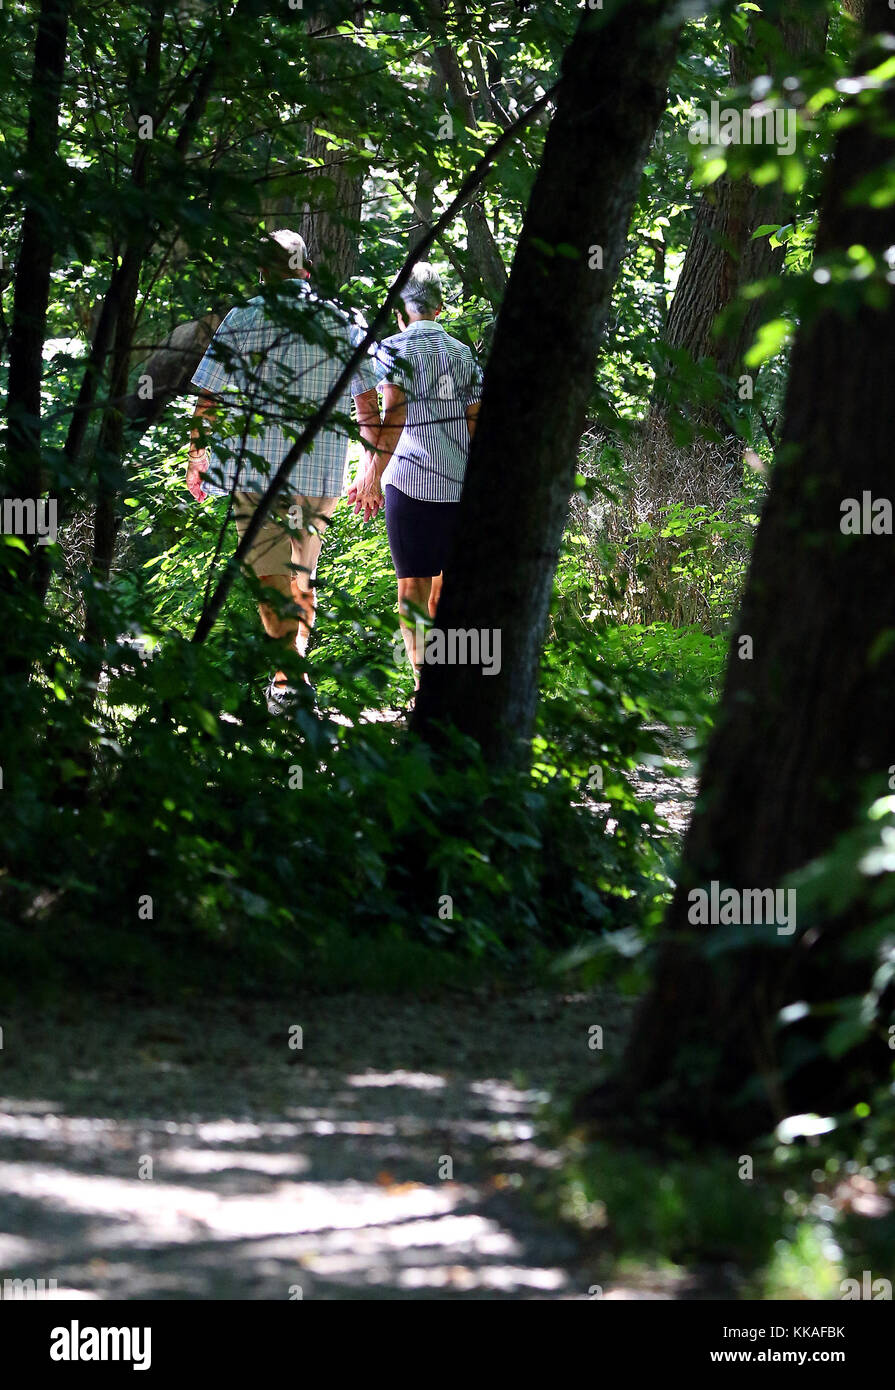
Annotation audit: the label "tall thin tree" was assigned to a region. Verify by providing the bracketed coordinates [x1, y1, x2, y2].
[413, 0, 682, 765]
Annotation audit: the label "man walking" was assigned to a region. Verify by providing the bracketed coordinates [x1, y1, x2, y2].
[187, 230, 379, 713]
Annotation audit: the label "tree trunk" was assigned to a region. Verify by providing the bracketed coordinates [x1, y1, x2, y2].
[616, 8, 830, 630]
[122, 313, 221, 432]
[295, 7, 366, 291]
[650, 9, 828, 460]
[424, 0, 508, 305]
[297, 128, 364, 288]
[585, 0, 895, 1142]
[652, 172, 785, 449]
[82, 245, 146, 658]
[3, 0, 71, 506]
[79, 7, 165, 694]
[408, 70, 446, 256]
[412, 0, 680, 766]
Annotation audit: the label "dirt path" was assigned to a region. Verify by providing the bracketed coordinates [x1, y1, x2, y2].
[0, 734, 700, 1301]
[0, 989, 651, 1301]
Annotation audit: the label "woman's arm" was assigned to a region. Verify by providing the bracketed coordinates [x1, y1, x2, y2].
[372, 381, 408, 475]
[349, 386, 384, 522]
[350, 382, 407, 522]
[353, 387, 381, 454]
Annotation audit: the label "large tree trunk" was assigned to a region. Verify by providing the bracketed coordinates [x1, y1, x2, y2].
[1, 0, 71, 681]
[412, 0, 680, 766]
[296, 127, 364, 288]
[77, 9, 165, 723]
[122, 313, 221, 432]
[408, 70, 445, 256]
[585, 0, 895, 1143]
[82, 245, 147, 657]
[293, 5, 367, 291]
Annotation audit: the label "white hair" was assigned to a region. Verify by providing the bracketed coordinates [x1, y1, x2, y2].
[401, 262, 443, 315]
[262, 229, 309, 275]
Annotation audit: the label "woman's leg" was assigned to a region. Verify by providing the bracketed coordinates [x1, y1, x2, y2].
[385, 486, 453, 687]
[397, 575, 432, 686]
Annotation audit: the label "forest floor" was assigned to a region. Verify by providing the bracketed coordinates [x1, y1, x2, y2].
[0, 730, 701, 1301]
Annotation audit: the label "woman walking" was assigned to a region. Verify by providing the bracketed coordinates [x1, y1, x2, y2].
[350, 264, 482, 686]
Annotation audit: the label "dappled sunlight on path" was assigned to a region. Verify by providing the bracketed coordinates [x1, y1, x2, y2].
[0, 993, 628, 1300]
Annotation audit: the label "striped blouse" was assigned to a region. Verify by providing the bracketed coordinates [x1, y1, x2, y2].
[372, 320, 483, 503]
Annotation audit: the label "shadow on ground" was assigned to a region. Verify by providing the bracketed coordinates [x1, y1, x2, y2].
[0, 989, 651, 1300]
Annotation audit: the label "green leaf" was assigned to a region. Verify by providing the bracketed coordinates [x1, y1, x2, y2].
[191, 705, 220, 739]
[744, 317, 791, 368]
[867, 629, 895, 668]
[693, 156, 726, 187]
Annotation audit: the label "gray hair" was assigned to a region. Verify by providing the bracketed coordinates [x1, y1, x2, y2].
[262, 229, 310, 276]
[401, 262, 443, 315]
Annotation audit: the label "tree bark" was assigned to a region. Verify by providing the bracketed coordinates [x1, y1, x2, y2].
[412, 0, 680, 766]
[650, 8, 828, 460]
[296, 7, 366, 290]
[2, 0, 72, 505]
[82, 245, 147, 657]
[297, 130, 364, 288]
[587, 0, 895, 1142]
[408, 69, 446, 256]
[424, 0, 508, 305]
[122, 314, 221, 432]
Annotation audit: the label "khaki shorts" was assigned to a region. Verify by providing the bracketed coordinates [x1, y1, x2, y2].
[232, 492, 338, 588]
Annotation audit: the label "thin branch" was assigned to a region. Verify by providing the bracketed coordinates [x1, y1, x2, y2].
[759, 410, 777, 449]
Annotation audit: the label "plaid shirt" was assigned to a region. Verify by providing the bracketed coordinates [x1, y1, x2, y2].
[191, 279, 377, 498]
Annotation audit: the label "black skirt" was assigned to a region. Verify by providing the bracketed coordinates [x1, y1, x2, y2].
[384, 484, 460, 579]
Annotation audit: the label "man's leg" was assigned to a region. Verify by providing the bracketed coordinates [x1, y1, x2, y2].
[397, 575, 433, 687]
[233, 493, 299, 688]
[288, 496, 338, 663]
[257, 575, 299, 685]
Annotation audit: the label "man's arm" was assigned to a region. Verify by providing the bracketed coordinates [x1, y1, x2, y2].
[186, 304, 245, 500]
[466, 399, 480, 439]
[187, 389, 219, 501]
